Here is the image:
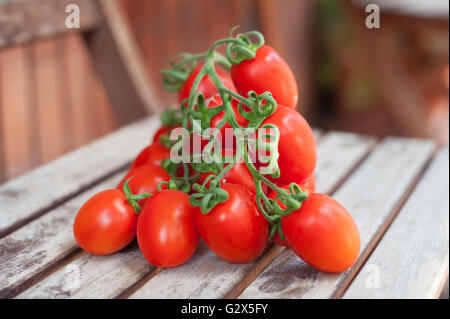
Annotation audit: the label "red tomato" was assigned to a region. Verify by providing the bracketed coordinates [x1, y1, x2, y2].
[152, 125, 177, 144]
[281, 193, 360, 273]
[73, 189, 137, 255]
[198, 162, 256, 193]
[137, 190, 200, 267]
[301, 174, 316, 193]
[195, 183, 269, 263]
[116, 164, 170, 205]
[131, 143, 170, 169]
[231, 45, 298, 109]
[261, 105, 316, 184]
[178, 65, 236, 103]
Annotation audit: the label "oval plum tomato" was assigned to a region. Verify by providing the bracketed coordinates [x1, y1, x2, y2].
[281, 193, 360, 273]
[116, 164, 170, 205]
[195, 183, 269, 263]
[137, 190, 200, 267]
[178, 65, 236, 104]
[261, 105, 316, 184]
[152, 125, 177, 144]
[231, 45, 298, 108]
[131, 143, 170, 169]
[198, 162, 256, 193]
[73, 189, 138, 255]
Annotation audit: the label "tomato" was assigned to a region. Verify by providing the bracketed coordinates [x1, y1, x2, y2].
[281, 193, 360, 273]
[131, 143, 171, 169]
[198, 162, 256, 193]
[117, 164, 170, 205]
[195, 183, 269, 263]
[152, 125, 177, 144]
[137, 190, 200, 267]
[208, 95, 247, 142]
[178, 65, 236, 104]
[73, 189, 137, 255]
[301, 174, 316, 193]
[261, 105, 316, 185]
[231, 45, 298, 108]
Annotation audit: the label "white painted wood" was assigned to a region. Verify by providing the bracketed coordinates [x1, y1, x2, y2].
[0, 115, 160, 237]
[0, 170, 126, 298]
[128, 131, 375, 299]
[238, 137, 435, 299]
[343, 147, 449, 299]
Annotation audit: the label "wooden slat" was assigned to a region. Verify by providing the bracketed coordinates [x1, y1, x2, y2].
[0, 170, 126, 298]
[14, 131, 373, 299]
[0, 115, 160, 238]
[0, 0, 99, 49]
[238, 137, 435, 299]
[128, 132, 375, 299]
[343, 147, 449, 299]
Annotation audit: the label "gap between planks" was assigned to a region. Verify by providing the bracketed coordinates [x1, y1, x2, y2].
[224, 137, 379, 299]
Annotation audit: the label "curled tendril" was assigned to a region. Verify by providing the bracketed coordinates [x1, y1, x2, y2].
[189, 175, 229, 214]
[235, 90, 277, 129]
[225, 30, 265, 65]
[122, 177, 152, 213]
[160, 53, 203, 92]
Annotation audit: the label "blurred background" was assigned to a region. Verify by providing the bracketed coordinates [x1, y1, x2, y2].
[0, 0, 448, 184]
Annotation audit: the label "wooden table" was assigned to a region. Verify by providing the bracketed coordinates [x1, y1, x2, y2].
[0, 115, 448, 299]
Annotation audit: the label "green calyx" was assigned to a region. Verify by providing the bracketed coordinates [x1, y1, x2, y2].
[122, 177, 152, 214]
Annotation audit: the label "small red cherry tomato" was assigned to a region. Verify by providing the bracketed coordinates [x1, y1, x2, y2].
[131, 143, 170, 169]
[137, 190, 200, 267]
[195, 183, 269, 263]
[231, 45, 298, 108]
[178, 65, 236, 103]
[73, 189, 138, 255]
[282, 193, 360, 273]
[152, 125, 178, 144]
[116, 164, 170, 205]
[261, 105, 316, 184]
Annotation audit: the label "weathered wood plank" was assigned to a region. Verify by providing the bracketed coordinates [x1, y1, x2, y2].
[238, 137, 435, 299]
[0, 170, 126, 298]
[129, 132, 375, 299]
[343, 147, 449, 299]
[0, 115, 159, 238]
[0, 0, 99, 49]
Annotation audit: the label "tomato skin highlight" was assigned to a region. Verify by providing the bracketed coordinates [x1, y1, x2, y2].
[178, 65, 236, 103]
[195, 183, 269, 263]
[117, 164, 169, 205]
[231, 45, 298, 109]
[131, 143, 170, 169]
[73, 189, 137, 255]
[281, 193, 360, 273]
[261, 105, 316, 185]
[137, 190, 200, 267]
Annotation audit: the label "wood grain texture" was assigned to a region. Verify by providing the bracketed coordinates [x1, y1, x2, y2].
[0, 0, 99, 49]
[343, 146, 449, 299]
[0, 115, 160, 238]
[238, 137, 435, 299]
[128, 132, 375, 299]
[0, 170, 126, 298]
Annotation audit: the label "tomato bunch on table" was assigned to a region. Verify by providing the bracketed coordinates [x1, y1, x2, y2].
[73, 29, 360, 273]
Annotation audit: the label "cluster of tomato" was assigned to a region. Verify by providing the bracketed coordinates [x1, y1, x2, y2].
[73, 30, 360, 273]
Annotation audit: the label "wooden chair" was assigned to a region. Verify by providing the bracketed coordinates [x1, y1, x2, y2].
[0, 0, 162, 182]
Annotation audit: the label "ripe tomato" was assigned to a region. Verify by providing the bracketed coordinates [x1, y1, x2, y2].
[281, 193, 360, 273]
[137, 190, 200, 267]
[152, 125, 177, 144]
[195, 183, 269, 263]
[73, 189, 137, 255]
[301, 174, 316, 193]
[231, 45, 298, 108]
[261, 105, 316, 185]
[131, 143, 170, 169]
[178, 65, 236, 103]
[117, 164, 170, 205]
[198, 162, 256, 193]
